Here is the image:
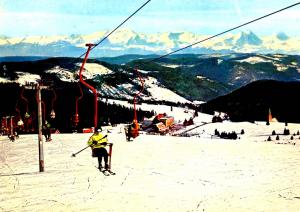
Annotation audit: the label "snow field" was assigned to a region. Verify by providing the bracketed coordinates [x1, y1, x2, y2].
[1, 120, 300, 211]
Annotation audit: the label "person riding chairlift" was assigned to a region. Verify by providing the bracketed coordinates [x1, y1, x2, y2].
[87, 127, 110, 171]
[16, 118, 24, 136]
[125, 120, 139, 141]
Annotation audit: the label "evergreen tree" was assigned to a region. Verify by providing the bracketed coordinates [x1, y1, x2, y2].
[283, 128, 290, 135]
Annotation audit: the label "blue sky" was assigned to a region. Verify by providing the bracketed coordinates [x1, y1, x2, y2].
[0, 0, 300, 37]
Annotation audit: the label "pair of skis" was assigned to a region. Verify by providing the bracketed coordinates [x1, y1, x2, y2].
[98, 167, 115, 176]
[71, 139, 116, 176]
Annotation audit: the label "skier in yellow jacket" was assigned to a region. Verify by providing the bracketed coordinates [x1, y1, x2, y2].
[87, 127, 109, 170]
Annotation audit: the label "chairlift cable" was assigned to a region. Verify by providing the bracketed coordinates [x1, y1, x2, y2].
[20, 87, 29, 112]
[76, 0, 151, 59]
[51, 89, 57, 110]
[76, 0, 151, 129]
[133, 67, 144, 122]
[75, 83, 84, 115]
[126, 1, 300, 139]
[146, 2, 300, 63]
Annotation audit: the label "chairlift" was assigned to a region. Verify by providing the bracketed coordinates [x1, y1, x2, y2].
[1, 116, 8, 135]
[50, 89, 57, 119]
[78, 43, 99, 130]
[50, 109, 56, 119]
[125, 67, 144, 140]
[73, 83, 83, 129]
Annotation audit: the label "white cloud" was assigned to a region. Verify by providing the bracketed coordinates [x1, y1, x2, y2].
[233, 0, 243, 19]
[0, 11, 121, 36]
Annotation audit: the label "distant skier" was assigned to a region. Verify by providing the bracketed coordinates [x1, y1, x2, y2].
[87, 127, 110, 171]
[125, 124, 133, 141]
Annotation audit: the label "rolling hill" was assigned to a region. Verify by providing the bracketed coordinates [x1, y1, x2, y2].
[0, 53, 300, 102]
[201, 80, 300, 123]
[1, 53, 300, 128]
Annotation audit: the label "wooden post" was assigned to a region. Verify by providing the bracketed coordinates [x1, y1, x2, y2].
[10, 116, 14, 138]
[25, 81, 51, 172]
[37, 83, 44, 172]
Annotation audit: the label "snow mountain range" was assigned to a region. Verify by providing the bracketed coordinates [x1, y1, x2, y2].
[1, 29, 300, 57]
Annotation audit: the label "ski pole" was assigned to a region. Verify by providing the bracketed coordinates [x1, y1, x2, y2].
[71, 135, 108, 157]
[108, 143, 113, 170]
[71, 145, 91, 157]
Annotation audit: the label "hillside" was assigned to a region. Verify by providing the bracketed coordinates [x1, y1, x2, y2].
[1, 53, 300, 102]
[201, 80, 300, 123]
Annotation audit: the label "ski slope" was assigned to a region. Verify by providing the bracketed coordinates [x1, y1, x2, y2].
[1, 110, 300, 211]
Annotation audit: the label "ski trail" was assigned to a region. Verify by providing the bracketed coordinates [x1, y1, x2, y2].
[174, 122, 211, 136]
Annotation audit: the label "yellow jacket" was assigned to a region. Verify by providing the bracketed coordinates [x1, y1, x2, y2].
[87, 133, 108, 149]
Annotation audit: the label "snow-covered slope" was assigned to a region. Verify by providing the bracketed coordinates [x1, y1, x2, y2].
[1, 52, 300, 103]
[142, 76, 189, 103]
[1, 106, 300, 211]
[0, 61, 191, 103]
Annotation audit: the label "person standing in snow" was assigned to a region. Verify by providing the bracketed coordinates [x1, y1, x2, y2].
[87, 127, 109, 170]
[125, 124, 133, 141]
[42, 120, 51, 141]
[16, 118, 24, 137]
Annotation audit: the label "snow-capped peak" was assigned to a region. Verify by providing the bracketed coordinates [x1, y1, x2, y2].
[276, 32, 289, 41]
[233, 30, 262, 46]
[1, 30, 300, 57]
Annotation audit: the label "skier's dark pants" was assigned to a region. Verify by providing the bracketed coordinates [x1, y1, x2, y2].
[93, 148, 109, 169]
[43, 129, 51, 140]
